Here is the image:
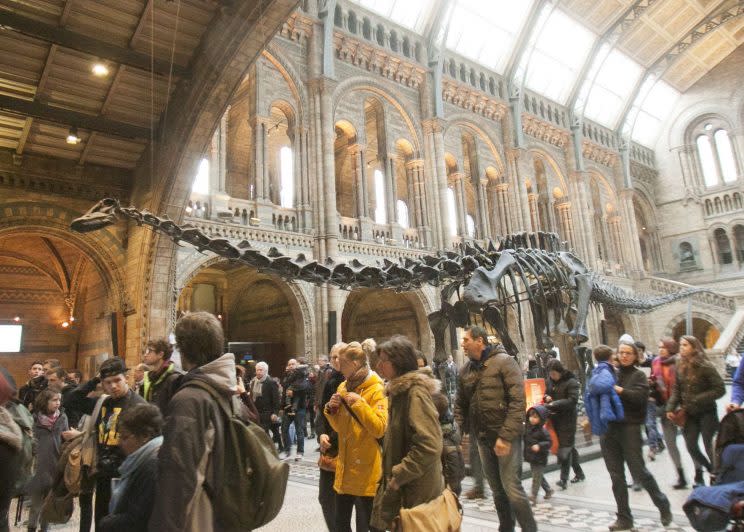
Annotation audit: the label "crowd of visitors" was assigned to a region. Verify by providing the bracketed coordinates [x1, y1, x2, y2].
[0, 316, 742, 532]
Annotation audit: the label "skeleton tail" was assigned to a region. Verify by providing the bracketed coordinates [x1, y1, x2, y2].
[590, 274, 714, 314]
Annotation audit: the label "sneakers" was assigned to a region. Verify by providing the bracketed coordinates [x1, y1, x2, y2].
[608, 520, 633, 531]
[570, 474, 586, 483]
[556, 479, 567, 490]
[294, 453, 303, 462]
[544, 488, 554, 500]
[464, 487, 484, 499]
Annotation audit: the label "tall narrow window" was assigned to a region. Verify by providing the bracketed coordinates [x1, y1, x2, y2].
[465, 214, 476, 238]
[714, 130, 737, 183]
[696, 135, 717, 187]
[280, 146, 294, 208]
[714, 228, 733, 265]
[396, 200, 409, 229]
[192, 158, 210, 194]
[374, 170, 386, 224]
[446, 187, 457, 236]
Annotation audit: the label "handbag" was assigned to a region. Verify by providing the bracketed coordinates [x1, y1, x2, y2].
[393, 487, 463, 532]
[317, 452, 337, 472]
[669, 407, 687, 428]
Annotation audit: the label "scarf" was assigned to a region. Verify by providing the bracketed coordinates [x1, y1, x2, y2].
[109, 435, 163, 513]
[251, 374, 266, 399]
[345, 366, 369, 393]
[38, 410, 60, 430]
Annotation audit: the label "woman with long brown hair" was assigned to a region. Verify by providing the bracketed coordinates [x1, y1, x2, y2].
[665, 335, 725, 487]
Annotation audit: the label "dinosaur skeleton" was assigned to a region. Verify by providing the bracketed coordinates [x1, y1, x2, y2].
[70, 198, 710, 361]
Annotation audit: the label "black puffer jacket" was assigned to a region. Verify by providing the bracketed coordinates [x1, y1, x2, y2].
[613, 365, 648, 425]
[455, 345, 525, 444]
[523, 405, 551, 466]
[545, 370, 580, 447]
[666, 358, 726, 417]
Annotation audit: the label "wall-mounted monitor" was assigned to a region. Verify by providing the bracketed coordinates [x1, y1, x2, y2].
[0, 324, 23, 352]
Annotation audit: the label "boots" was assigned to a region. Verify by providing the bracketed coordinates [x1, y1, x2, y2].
[693, 469, 705, 488]
[673, 467, 688, 490]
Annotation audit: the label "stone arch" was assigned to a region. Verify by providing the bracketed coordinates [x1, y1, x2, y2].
[262, 46, 308, 123]
[332, 78, 422, 153]
[0, 202, 128, 313]
[341, 288, 432, 357]
[666, 99, 733, 148]
[177, 255, 314, 360]
[665, 312, 723, 349]
[443, 117, 505, 175]
[267, 99, 298, 132]
[335, 119, 359, 219]
[527, 148, 569, 195]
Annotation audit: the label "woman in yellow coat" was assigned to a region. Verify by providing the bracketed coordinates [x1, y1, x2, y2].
[325, 342, 388, 532]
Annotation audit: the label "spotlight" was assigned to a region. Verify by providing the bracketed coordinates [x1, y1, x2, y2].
[66, 127, 81, 145]
[70, 316, 75, 322]
[13, 316, 21, 322]
[217, 314, 223, 320]
[92, 63, 109, 77]
[61, 321, 70, 328]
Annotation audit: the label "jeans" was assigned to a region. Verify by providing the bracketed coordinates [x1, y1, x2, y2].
[529, 464, 550, 498]
[334, 494, 373, 532]
[79, 492, 93, 532]
[658, 407, 684, 470]
[469, 425, 484, 491]
[557, 446, 584, 482]
[282, 409, 306, 454]
[600, 423, 670, 524]
[318, 469, 336, 532]
[28, 492, 49, 532]
[94, 475, 113, 530]
[682, 410, 718, 471]
[645, 402, 663, 451]
[477, 438, 537, 532]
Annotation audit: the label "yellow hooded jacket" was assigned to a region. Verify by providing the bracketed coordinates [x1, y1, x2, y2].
[325, 371, 388, 497]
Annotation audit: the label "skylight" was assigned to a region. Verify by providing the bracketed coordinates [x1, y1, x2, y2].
[628, 79, 680, 147]
[445, 0, 534, 74]
[349, 0, 435, 33]
[583, 49, 643, 128]
[523, 9, 596, 104]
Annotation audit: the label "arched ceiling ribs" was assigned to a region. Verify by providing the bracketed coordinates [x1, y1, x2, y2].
[0, 250, 65, 291]
[420, 0, 450, 48]
[67, 257, 89, 319]
[617, 0, 744, 137]
[41, 236, 71, 293]
[566, 0, 653, 118]
[504, 0, 548, 92]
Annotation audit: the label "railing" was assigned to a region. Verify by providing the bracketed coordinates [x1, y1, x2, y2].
[522, 89, 568, 129]
[703, 190, 744, 218]
[339, 216, 361, 240]
[582, 119, 618, 150]
[441, 53, 506, 100]
[338, 239, 428, 260]
[644, 276, 737, 312]
[183, 217, 314, 249]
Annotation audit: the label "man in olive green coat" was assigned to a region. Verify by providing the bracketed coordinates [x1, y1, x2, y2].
[455, 326, 536, 532]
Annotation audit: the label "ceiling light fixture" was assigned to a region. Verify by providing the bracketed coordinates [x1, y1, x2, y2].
[61, 321, 70, 328]
[13, 316, 21, 322]
[66, 127, 81, 145]
[92, 62, 109, 77]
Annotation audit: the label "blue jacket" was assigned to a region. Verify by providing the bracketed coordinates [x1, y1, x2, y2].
[584, 362, 624, 435]
[732, 356, 744, 406]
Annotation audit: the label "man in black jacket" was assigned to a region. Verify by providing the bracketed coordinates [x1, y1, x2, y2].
[249, 361, 281, 447]
[544, 358, 585, 488]
[63, 357, 146, 529]
[601, 341, 672, 531]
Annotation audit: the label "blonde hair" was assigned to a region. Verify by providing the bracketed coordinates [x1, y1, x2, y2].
[341, 341, 368, 367]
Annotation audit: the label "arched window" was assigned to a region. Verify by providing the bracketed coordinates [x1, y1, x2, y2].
[465, 214, 476, 238]
[374, 169, 386, 224]
[279, 146, 294, 208]
[192, 158, 209, 194]
[734, 225, 744, 263]
[446, 187, 457, 236]
[714, 228, 733, 265]
[396, 200, 409, 229]
[696, 135, 717, 187]
[693, 120, 740, 187]
[714, 130, 737, 183]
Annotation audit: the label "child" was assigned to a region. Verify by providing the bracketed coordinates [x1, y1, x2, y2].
[432, 392, 464, 495]
[584, 345, 625, 436]
[28, 388, 69, 532]
[524, 405, 553, 504]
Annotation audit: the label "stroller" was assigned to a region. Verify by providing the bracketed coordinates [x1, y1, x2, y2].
[684, 409, 744, 531]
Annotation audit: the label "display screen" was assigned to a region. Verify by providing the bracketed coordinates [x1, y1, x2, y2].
[0, 325, 22, 352]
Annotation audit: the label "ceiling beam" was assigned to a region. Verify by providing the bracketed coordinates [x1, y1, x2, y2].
[0, 94, 152, 139]
[504, 0, 548, 87]
[0, 11, 189, 78]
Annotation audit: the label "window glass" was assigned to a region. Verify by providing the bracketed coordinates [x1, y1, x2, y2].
[696, 135, 718, 187]
[374, 169, 386, 224]
[192, 158, 209, 194]
[446, 0, 534, 73]
[446, 187, 457, 236]
[0, 325, 22, 352]
[396, 200, 409, 228]
[629, 80, 680, 147]
[466, 214, 476, 238]
[280, 147, 294, 208]
[715, 130, 737, 183]
[523, 9, 595, 103]
[350, 0, 435, 32]
[583, 49, 642, 127]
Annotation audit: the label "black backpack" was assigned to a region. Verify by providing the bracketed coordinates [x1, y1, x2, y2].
[186, 379, 289, 530]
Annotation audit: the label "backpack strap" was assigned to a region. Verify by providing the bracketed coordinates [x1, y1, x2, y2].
[184, 379, 236, 421]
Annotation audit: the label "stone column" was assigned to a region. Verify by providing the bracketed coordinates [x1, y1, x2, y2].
[477, 177, 490, 240]
[451, 172, 466, 236]
[319, 78, 339, 258]
[408, 159, 430, 246]
[350, 143, 366, 219]
[505, 148, 531, 231]
[528, 193, 539, 232]
[495, 183, 511, 236]
[607, 215, 623, 268]
[425, 118, 451, 248]
[619, 188, 645, 273]
[556, 200, 575, 249]
[385, 155, 397, 225]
